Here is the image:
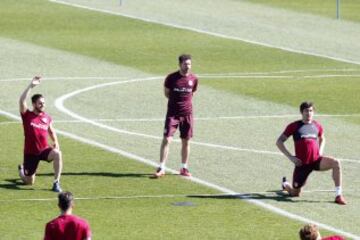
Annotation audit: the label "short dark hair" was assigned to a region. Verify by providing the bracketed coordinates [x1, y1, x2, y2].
[178, 54, 192, 64]
[299, 224, 319, 240]
[58, 191, 74, 212]
[31, 94, 44, 103]
[299, 101, 314, 113]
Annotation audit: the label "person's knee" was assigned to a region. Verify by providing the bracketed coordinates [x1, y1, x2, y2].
[181, 139, 190, 147]
[23, 176, 35, 185]
[333, 159, 341, 169]
[162, 137, 172, 145]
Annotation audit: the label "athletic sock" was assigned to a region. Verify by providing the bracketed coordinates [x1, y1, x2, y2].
[54, 179, 60, 184]
[160, 162, 165, 170]
[335, 186, 342, 196]
[18, 166, 25, 179]
[182, 163, 188, 169]
[282, 181, 291, 189]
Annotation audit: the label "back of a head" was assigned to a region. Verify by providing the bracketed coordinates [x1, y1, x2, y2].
[299, 224, 320, 240]
[58, 191, 74, 212]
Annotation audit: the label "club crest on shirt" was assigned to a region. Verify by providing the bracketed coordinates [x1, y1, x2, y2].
[188, 80, 193, 86]
[41, 118, 48, 123]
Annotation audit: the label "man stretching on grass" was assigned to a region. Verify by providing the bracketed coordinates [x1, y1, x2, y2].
[18, 76, 62, 192]
[154, 54, 198, 178]
[276, 101, 346, 205]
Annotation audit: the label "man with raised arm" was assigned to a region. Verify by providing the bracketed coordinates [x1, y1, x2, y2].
[18, 76, 63, 192]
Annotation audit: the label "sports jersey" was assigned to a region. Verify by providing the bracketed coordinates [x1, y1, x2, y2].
[283, 120, 323, 165]
[322, 236, 345, 240]
[164, 71, 198, 116]
[21, 110, 52, 155]
[44, 214, 91, 240]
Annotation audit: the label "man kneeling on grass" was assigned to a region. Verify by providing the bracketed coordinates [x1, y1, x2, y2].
[276, 101, 346, 205]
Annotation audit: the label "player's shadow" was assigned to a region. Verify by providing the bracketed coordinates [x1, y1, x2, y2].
[188, 190, 324, 203]
[37, 172, 153, 178]
[0, 178, 34, 191]
[187, 191, 295, 203]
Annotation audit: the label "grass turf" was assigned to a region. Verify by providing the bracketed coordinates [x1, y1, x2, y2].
[244, 0, 360, 22]
[1, 0, 360, 119]
[0, 0, 359, 239]
[0, 121, 316, 240]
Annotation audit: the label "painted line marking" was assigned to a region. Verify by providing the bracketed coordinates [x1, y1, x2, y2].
[0, 189, 351, 202]
[0, 109, 358, 239]
[49, 0, 360, 66]
[53, 76, 360, 164]
[2, 69, 360, 82]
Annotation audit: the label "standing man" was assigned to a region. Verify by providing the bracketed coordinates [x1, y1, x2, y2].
[154, 54, 198, 178]
[44, 191, 92, 240]
[276, 101, 346, 205]
[18, 76, 63, 192]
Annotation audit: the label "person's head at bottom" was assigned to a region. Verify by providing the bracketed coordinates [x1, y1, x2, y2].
[58, 191, 74, 214]
[299, 224, 320, 240]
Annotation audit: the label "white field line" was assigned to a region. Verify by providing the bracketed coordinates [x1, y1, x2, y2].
[0, 76, 129, 82]
[48, 0, 360, 67]
[53, 77, 360, 164]
[2, 113, 360, 125]
[0, 189, 350, 202]
[1, 69, 360, 83]
[0, 109, 359, 239]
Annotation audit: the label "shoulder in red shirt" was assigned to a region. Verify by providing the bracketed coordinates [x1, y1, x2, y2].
[44, 214, 91, 240]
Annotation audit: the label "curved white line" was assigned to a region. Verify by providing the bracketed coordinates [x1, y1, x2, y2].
[54, 77, 360, 164]
[1, 108, 358, 239]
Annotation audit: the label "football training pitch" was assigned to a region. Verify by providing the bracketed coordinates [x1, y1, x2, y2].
[1, 0, 360, 239]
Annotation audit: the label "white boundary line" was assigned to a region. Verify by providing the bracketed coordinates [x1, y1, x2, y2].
[53, 76, 360, 164]
[48, 0, 360, 66]
[0, 189, 349, 202]
[2, 69, 360, 82]
[0, 109, 359, 239]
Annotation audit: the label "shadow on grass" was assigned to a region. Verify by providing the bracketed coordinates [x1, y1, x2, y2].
[0, 178, 34, 191]
[187, 190, 323, 203]
[37, 172, 156, 178]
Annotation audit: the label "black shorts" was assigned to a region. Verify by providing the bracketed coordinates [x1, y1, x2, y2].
[23, 148, 53, 176]
[163, 114, 193, 139]
[292, 158, 322, 189]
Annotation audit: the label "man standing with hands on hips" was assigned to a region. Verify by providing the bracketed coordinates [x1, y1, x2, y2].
[154, 54, 198, 178]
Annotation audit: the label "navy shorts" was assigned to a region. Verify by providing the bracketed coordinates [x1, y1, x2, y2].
[292, 158, 322, 189]
[163, 114, 193, 139]
[23, 148, 53, 176]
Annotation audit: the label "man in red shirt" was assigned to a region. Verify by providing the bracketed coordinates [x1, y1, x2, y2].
[18, 76, 63, 192]
[154, 54, 198, 178]
[44, 191, 91, 240]
[299, 224, 345, 240]
[276, 101, 346, 205]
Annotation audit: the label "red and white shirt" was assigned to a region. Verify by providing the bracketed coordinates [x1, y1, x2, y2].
[21, 110, 52, 155]
[283, 120, 323, 165]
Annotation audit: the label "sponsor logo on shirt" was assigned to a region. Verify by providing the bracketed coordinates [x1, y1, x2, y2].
[30, 122, 48, 131]
[173, 87, 192, 93]
[301, 134, 317, 139]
